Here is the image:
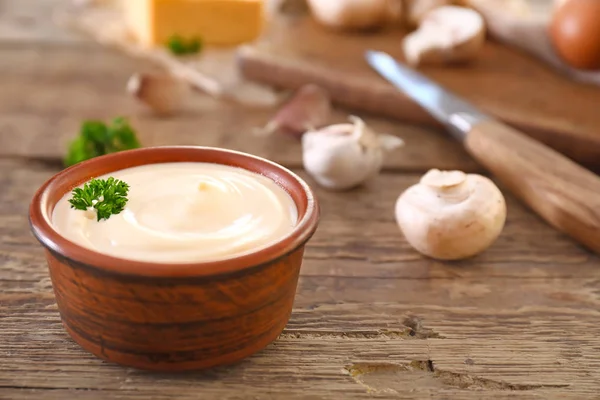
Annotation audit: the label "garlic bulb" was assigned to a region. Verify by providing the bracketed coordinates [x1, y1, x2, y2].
[306, 0, 403, 31]
[302, 116, 404, 190]
[395, 169, 506, 260]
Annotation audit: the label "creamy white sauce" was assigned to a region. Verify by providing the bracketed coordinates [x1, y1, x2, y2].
[51, 162, 298, 263]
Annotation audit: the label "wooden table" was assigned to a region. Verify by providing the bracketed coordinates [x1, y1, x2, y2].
[2, 1, 600, 399]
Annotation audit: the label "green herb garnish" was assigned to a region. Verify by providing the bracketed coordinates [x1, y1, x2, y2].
[64, 117, 141, 167]
[69, 177, 130, 222]
[166, 34, 203, 55]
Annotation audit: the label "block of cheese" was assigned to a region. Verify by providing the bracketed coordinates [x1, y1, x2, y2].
[124, 0, 265, 47]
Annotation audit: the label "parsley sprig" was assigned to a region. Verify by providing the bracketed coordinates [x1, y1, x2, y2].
[166, 34, 203, 55]
[64, 117, 141, 167]
[69, 177, 130, 222]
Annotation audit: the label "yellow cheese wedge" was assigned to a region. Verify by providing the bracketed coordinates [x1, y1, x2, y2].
[124, 0, 265, 47]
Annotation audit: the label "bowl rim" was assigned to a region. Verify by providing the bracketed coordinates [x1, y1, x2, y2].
[29, 146, 320, 278]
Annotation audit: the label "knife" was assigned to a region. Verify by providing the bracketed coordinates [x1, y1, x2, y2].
[365, 50, 600, 256]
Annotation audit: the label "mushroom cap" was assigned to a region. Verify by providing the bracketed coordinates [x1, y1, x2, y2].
[306, 0, 392, 30]
[395, 171, 506, 260]
[404, 0, 453, 28]
[402, 5, 486, 66]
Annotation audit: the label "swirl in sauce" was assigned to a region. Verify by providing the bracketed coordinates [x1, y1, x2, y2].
[51, 162, 298, 263]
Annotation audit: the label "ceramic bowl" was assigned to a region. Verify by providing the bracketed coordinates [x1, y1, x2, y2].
[29, 146, 320, 371]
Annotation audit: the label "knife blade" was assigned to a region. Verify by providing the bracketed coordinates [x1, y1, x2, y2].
[365, 50, 600, 256]
[365, 50, 489, 141]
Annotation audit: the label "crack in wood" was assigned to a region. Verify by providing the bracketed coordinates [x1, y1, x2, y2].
[402, 316, 445, 339]
[281, 316, 445, 340]
[279, 329, 413, 340]
[344, 361, 571, 393]
[0, 385, 105, 391]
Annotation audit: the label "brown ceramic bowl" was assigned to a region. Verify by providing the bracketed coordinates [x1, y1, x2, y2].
[29, 146, 319, 371]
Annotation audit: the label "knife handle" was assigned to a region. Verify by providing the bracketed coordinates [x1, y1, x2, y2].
[464, 119, 600, 255]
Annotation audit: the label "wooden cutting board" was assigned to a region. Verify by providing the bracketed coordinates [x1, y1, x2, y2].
[238, 14, 600, 169]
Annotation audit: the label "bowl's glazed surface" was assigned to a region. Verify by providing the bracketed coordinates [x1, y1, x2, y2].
[29, 146, 320, 371]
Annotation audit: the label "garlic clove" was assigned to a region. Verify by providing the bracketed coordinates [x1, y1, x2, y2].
[377, 132, 405, 152]
[347, 115, 404, 152]
[402, 5, 486, 66]
[302, 137, 367, 190]
[258, 84, 332, 138]
[395, 169, 506, 260]
[302, 116, 403, 190]
[127, 72, 191, 116]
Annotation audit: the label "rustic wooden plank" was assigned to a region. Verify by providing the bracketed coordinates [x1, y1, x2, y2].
[4, 268, 600, 312]
[0, 389, 586, 400]
[2, 159, 596, 284]
[2, 2, 598, 397]
[3, 150, 600, 399]
[0, 0, 554, 45]
[1, 299, 598, 399]
[238, 3, 600, 169]
[0, 43, 479, 172]
[3, 161, 600, 397]
[0, 0, 83, 44]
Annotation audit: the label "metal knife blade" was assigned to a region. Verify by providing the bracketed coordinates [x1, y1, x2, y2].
[365, 50, 489, 141]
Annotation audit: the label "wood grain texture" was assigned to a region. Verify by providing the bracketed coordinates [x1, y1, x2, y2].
[45, 246, 304, 371]
[0, 43, 478, 173]
[3, 158, 600, 398]
[2, 1, 600, 396]
[238, 15, 600, 169]
[0, 0, 83, 44]
[465, 120, 600, 255]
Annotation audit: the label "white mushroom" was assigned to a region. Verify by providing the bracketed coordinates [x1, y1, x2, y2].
[127, 72, 191, 116]
[395, 169, 506, 260]
[306, 0, 403, 31]
[402, 5, 486, 66]
[302, 116, 404, 191]
[404, 0, 454, 28]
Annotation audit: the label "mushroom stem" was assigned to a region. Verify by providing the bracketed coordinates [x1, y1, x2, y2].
[420, 169, 467, 188]
[420, 169, 471, 203]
